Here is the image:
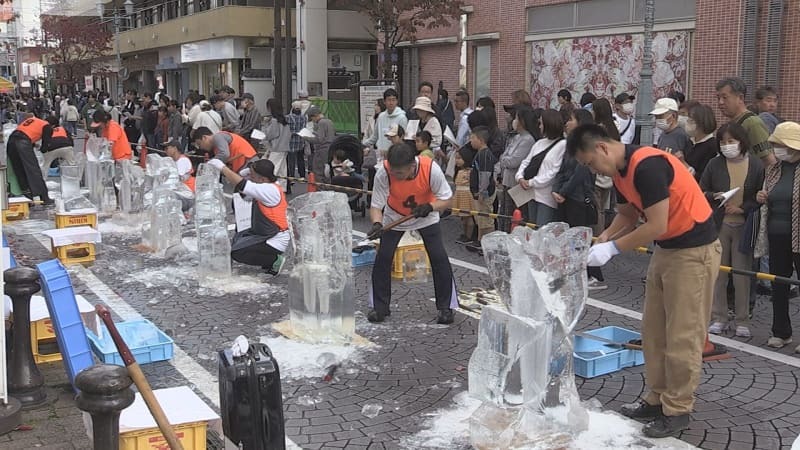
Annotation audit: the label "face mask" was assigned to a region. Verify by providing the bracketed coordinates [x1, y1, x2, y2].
[684, 122, 697, 136]
[622, 103, 634, 114]
[511, 118, 519, 131]
[655, 119, 670, 130]
[720, 142, 741, 159]
[774, 146, 800, 162]
[677, 115, 689, 128]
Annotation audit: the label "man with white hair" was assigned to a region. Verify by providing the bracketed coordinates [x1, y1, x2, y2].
[296, 89, 311, 116]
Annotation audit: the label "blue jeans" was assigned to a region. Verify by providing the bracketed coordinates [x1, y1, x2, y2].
[528, 201, 557, 227]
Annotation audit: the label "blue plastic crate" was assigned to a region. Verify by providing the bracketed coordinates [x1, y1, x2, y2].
[86, 319, 174, 365]
[36, 259, 95, 390]
[573, 326, 644, 378]
[48, 167, 60, 177]
[3, 233, 16, 268]
[352, 248, 376, 267]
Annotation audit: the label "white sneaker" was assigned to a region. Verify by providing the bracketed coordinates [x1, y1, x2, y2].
[735, 326, 751, 338]
[767, 336, 793, 348]
[708, 322, 726, 335]
[587, 277, 608, 291]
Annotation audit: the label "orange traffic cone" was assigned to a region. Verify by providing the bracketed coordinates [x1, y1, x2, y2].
[702, 334, 731, 362]
[511, 209, 523, 231]
[307, 172, 317, 192]
[139, 145, 148, 169]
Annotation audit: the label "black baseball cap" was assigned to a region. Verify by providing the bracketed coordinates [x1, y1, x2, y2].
[159, 139, 181, 150]
[615, 93, 635, 104]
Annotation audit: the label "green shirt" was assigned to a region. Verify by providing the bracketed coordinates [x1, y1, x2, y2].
[81, 102, 101, 125]
[735, 111, 772, 159]
[419, 148, 435, 159]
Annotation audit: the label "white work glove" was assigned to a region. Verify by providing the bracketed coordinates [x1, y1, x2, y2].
[238, 167, 251, 178]
[587, 241, 620, 267]
[207, 158, 225, 171]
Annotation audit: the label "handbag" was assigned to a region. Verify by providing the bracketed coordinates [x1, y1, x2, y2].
[523, 138, 563, 180]
[739, 206, 760, 254]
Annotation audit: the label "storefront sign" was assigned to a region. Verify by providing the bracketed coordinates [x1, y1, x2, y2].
[181, 38, 246, 63]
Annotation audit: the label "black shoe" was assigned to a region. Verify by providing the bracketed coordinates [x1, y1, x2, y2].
[643, 414, 690, 438]
[455, 235, 471, 245]
[436, 309, 454, 324]
[619, 401, 663, 419]
[367, 309, 385, 323]
[756, 284, 772, 296]
[41, 198, 55, 206]
[466, 241, 482, 252]
[791, 287, 799, 299]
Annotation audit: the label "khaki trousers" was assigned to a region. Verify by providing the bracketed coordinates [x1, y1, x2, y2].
[642, 239, 721, 416]
[712, 223, 752, 325]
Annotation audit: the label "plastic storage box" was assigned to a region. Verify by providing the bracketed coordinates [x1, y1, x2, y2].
[120, 421, 207, 450]
[392, 243, 429, 280]
[55, 211, 98, 229]
[573, 326, 644, 378]
[352, 248, 377, 267]
[2, 201, 29, 223]
[87, 319, 174, 365]
[51, 242, 96, 265]
[35, 259, 95, 390]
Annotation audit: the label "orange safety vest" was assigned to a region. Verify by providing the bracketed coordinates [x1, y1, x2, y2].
[179, 155, 196, 192]
[100, 120, 132, 160]
[256, 186, 289, 231]
[613, 147, 712, 241]
[218, 132, 257, 173]
[16, 117, 48, 142]
[384, 156, 436, 216]
[51, 126, 68, 139]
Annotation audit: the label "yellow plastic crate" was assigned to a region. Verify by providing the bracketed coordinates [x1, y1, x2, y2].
[30, 318, 62, 364]
[120, 421, 207, 450]
[55, 212, 98, 229]
[391, 243, 430, 280]
[51, 242, 96, 265]
[2, 202, 29, 223]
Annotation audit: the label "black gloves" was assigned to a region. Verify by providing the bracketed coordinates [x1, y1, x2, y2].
[412, 203, 434, 218]
[367, 222, 383, 240]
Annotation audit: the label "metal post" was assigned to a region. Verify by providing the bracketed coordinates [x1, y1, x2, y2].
[115, 11, 123, 103]
[635, 0, 655, 146]
[5, 267, 46, 408]
[75, 364, 135, 450]
[273, 0, 283, 105]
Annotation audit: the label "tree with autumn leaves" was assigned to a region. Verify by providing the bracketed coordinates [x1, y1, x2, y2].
[342, 0, 465, 78]
[40, 15, 113, 91]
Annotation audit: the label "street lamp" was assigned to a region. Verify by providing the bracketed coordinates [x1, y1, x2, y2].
[634, 0, 655, 146]
[96, 0, 134, 101]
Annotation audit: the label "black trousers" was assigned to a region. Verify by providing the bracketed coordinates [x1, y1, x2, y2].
[7, 134, 48, 199]
[370, 222, 457, 314]
[768, 233, 800, 339]
[231, 242, 281, 269]
[287, 151, 306, 178]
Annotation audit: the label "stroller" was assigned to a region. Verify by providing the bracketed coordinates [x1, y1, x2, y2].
[326, 134, 366, 216]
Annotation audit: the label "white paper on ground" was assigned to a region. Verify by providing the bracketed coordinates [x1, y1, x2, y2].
[297, 128, 315, 138]
[41, 226, 101, 246]
[118, 386, 220, 433]
[508, 184, 536, 207]
[717, 187, 741, 208]
[233, 195, 252, 232]
[28, 294, 93, 322]
[404, 120, 420, 140]
[250, 129, 266, 141]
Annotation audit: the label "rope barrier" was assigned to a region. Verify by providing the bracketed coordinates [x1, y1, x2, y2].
[281, 175, 800, 287]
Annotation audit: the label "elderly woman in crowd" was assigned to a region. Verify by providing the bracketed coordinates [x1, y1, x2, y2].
[755, 122, 800, 351]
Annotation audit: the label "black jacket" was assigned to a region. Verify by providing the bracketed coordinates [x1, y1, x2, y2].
[699, 154, 764, 231]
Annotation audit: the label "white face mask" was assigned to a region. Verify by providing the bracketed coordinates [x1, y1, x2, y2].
[774, 146, 800, 162]
[684, 122, 697, 136]
[655, 118, 670, 130]
[622, 103, 634, 114]
[720, 142, 741, 159]
[677, 115, 689, 128]
[511, 118, 519, 131]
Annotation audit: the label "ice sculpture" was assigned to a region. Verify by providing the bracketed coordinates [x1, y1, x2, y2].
[287, 192, 354, 343]
[59, 165, 95, 212]
[467, 223, 593, 449]
[144, 153, 193, 210]
[194, 163, 231, 287]
[141, 186, 183, 256]
[116, 160, 146, 213]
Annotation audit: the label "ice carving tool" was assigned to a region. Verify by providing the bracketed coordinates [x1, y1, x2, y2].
[356, 215, 416, 247]
[95, 304, 185, 450]
[575, 331, 643, 351]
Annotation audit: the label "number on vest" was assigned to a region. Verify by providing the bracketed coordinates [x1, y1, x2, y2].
[21, 119, 34, 127]
[402, 195, 417, 210]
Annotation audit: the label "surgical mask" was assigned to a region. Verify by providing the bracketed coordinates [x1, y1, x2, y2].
[677, 115, 689, 128]
[511, 118, 519, 131]
[622, 103, 634, 114]
[720, 142, 741, 159]
[684, 122, 697, 136]
[655, 119, 670, 130]
[774, 146, 800, 162]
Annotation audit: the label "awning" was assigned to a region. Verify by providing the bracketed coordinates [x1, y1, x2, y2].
[0, 77, 14, 93]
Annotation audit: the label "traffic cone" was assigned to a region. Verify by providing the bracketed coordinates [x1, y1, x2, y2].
[511, 209, 523, 231]
[307, 172, 317, 192]
[702, 334, 731, 362]
[139, 145, 147, 169]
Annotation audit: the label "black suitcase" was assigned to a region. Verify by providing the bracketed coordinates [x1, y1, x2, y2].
[219, 342, 286, 450]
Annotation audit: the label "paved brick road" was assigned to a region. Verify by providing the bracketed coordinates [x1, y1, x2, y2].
[3, 185, 800, 449]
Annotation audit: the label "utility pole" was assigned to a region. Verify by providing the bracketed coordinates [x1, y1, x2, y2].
[283, 0, 292, 105]
[635, 0, 655, 146]
[273, 0, 283, 107]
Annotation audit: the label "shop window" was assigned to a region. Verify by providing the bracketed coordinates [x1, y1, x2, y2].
[634, 0, 696, 21]
[474, 45, 491, 101]
[577, 0, 631, 27]
[527, 3, 573, 33]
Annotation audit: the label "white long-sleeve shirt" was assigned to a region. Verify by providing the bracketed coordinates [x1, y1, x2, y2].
[515, 138, 566, 208]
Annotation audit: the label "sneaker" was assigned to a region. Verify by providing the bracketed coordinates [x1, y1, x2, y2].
[266, 255, 285, 276]
[767, 336, 792, 348]
[367, 309, 386, 323]
[587, 277, 607, 291]
[707, 322, 726, 335]
[455, 235, 471, 245]
[735, 326, 751, 338]
[436, 309, 454, 324]
[619, 401, 663, 419]
[643, 414, 690, 438]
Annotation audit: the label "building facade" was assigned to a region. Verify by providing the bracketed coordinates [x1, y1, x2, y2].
[407, 0, 800, 121]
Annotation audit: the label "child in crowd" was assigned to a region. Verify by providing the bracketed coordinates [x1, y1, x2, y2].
[385, 124, 406, 146]
[454, 146, 476, 245]
[327, 149, 355, 178]
[415, 130, 435, 160]
[468, 126, 497, 250]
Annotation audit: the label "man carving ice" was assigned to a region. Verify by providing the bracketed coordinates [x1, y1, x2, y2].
[367, 143, 459, 324]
